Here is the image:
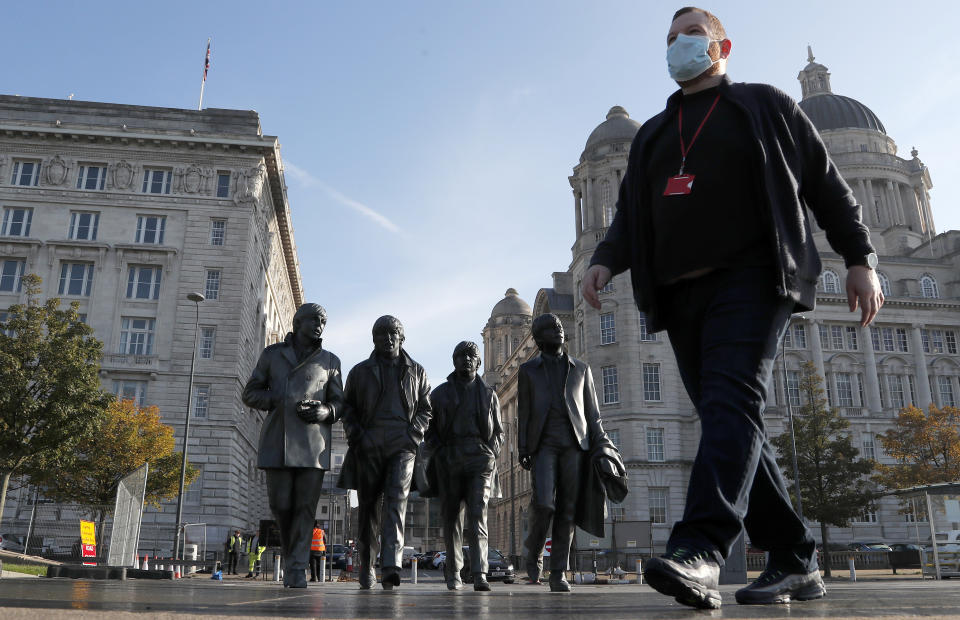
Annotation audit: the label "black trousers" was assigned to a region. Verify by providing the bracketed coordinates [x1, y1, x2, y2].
[309, 552, 325, 580]
[438, 442, 495, 581]
[661, 267, 817, 573]
[355, 426, 416, 584]
[227, 550, 239, 574]
[524, 442, 586, 574]
[265, 468, 325, 572]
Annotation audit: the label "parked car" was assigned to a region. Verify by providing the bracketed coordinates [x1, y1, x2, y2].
[848, 542, 893, 552]
[418, 550, 439, 569]
[459, 547, 515, 584]
[401, 546, 417, 568]
[329, 544, 347, 569]
[889, 543, 922, 572]
[0, 533, 25, 553]
[433, 551, 447, 571]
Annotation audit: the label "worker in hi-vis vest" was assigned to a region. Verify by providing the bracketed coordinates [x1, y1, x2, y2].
[309, 521, 327, 582]
[245, 530, 266, 579]
[226, 529, 243, 575]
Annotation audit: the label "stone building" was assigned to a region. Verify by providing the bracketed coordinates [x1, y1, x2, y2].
[487, 53, 960, 559]
[0, 95, 351, 552]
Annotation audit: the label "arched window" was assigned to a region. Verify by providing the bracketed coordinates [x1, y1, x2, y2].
[920, 274, 939, 299]
[877, 271, 891, 297]
[819, 269, 840, 294]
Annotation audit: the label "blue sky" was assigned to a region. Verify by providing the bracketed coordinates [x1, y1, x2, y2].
[4, 0, 958, 383]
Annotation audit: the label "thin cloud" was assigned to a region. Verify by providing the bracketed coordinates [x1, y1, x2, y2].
[284, 161, 401, 234]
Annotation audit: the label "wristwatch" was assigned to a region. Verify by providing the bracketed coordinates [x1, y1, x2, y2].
[847, 252, 878, 270]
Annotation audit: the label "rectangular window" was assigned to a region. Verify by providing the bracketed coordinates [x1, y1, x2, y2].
[112, 380, 147, 407]
[856, 373, 865, 407]
[878, 373, 887, 409]
[76, 165, 106, 190]
[600, 281, 615, 294]
[199, 326, 215, 359]
[135, 215, 166, 244]
[601, 366, 619, 404]
[881, 327, 895, 352]
[68, 211, 100, 240]
[858, 508, 878, 523]
[792, 324, 806, 348]
[58, 262, 94, 296]
[938, 376, 956, 408]
[0, 259, 25, 293]
[786, 370, 801, 406]
[193, 384, 210, 418]
[783, 326, 793, 348]
[831, 325, 844, 350]
[819, 324, 830, 350]
[204, 269, 221, 300]
[1, 207, 33, 237]
[845, 326, 859, 350]
[118, 317, 156, 355]
[647, 427, 665, 462]
[947, 331, 958, 355]
[895, 328, 909, 353]
[648, 487, 668, 524]
[825, 374, 834, 406]
[638, 313, 657, 342]
[10, 160, 40, 186]
[871, 327, 882, 352]
[209, 219, 226, 246]
[216, 172, 231, 198]
[932, 330, 946, 355]
[922, 329, 930, 353]
[607, 429, 621, 452]
[907, 374, 917, 405]
[836, 373, 854, 407]
[599, 312, 616, 345]
[642, 362, 661, 401]
[126, 266, 162, 300]
[888, 374, 905, 409]
[904, 501, 927, 523]
[862, 433, 876, 460]
[141, 168, 171, 194]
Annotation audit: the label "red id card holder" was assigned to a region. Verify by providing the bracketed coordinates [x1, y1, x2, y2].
[663, 174, 695, 196]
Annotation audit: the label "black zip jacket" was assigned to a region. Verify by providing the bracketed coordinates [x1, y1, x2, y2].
[589, 75, 875, 332]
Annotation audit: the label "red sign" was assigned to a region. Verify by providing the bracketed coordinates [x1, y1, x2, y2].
[544, 538, 552, 554]
[82, 543, 97, 566]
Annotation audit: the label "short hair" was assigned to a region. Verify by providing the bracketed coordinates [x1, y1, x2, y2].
[372, 315, 404, 338]
[293, 303, 327, 327]
[672, 6, 726, 39]
[452, 341, 481, 364]
[531, 313, 563, 343]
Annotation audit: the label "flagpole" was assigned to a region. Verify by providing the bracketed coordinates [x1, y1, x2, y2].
[198, 37, 210, 111]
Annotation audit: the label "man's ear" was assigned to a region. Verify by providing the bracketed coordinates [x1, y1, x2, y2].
[720, 39, 732, 59]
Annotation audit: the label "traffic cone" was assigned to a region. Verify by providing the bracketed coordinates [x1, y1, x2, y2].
[346, 553, 353, 573]
[143, 555, 149, 570]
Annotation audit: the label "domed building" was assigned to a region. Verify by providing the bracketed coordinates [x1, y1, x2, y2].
[486, 54, 960, 562]
[481, 288, 532, 386]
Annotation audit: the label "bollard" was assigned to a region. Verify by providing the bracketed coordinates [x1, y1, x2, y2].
[636, 559, 643, 585]
[319, 557, 326, 584]
[848, 555, 857, 582]
[412, 558, 418, 584]
[274, 555, 282, 582]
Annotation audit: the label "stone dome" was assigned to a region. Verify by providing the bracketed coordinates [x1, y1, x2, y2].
[491, 288, 531, 318]
[799, 94, 886, 135]
[584, 106, 641, 152]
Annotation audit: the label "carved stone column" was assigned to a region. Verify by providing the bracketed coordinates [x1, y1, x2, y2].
[580, 179, 589, 230]
[574, 191, 583, 235]
[809, 319, 827, 389]
[911, 324, 933, 407]
[860, 325, 883, 413]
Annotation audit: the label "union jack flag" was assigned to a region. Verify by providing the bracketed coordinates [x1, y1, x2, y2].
[203, 40, 211, 82]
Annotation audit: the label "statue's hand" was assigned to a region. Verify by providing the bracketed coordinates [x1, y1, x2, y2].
[296, 400, 330, 424]
[519, 455, 533, 471]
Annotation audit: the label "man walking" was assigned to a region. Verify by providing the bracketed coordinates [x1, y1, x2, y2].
[242, 303, 344, 588]
[581, 6, 883, 610]
[426, 341, 503, 591]
[337, 315, 432, 590]
[309, 521, 326, 582]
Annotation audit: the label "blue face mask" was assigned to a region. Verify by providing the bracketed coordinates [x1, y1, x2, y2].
[666, 33, 718, 81]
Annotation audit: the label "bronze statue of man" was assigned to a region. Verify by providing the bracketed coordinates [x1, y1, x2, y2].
[337, 315, 432, 590]
[519, 313, 614, 592]
[426, 341, 503, 591]
[241, 303, 343, 588]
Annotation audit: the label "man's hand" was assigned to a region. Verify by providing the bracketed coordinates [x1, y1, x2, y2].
[581, 264, 612, 310]
[519, 455, 533, 471]
[296, 400, 331, 424]
[845, 266, 884, 327]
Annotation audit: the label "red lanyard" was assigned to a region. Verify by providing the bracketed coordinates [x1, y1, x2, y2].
[677, 93, 721, 175]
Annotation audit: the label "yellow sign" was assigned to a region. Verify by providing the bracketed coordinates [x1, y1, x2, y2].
[80, 520, 96, 546]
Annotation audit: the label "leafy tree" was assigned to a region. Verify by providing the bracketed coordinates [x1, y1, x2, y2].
[0, 275, 111, 527]
[34, 398, 200, 539]
[874, 404, 960, 489]
[771, 361, 877, 577]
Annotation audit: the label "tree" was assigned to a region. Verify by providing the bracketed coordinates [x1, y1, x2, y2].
[33, 398, 200, 540]
[0, 275, 111, 527]
[771, 361, 877, 577]
[874, 404, 960, 489]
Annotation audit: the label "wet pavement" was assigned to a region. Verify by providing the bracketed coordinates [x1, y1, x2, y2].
[1, 573, 959, 618]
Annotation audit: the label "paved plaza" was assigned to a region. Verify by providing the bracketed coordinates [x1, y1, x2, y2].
[1, 571, 959, 619]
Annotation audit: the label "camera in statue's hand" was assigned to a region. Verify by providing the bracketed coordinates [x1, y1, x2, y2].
[296, 399, 331, 424]
[519, 454, 533, 471]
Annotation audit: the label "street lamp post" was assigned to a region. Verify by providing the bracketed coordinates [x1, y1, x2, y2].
[173, 292, 205, 561]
